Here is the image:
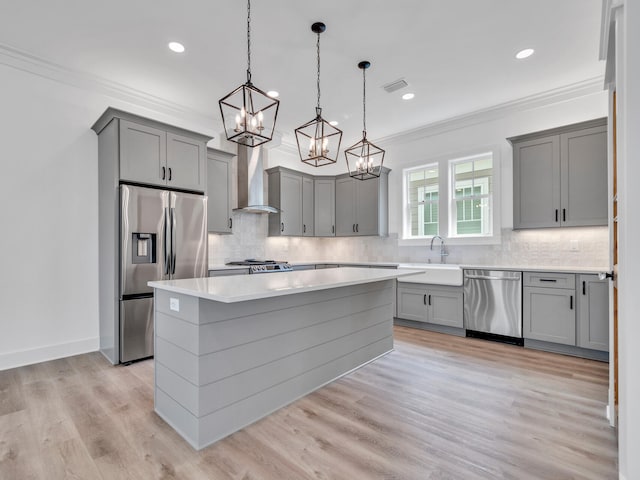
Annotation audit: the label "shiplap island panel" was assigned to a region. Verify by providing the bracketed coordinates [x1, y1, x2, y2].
[149, 267, 421, 449]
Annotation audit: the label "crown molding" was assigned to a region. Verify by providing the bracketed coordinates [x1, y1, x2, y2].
[0, 42, 606, 153]
[375, 76, 606, 147]
[0, 42, 218, 128]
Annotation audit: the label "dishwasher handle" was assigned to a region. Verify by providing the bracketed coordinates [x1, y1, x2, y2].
[465, 274, 520, 281]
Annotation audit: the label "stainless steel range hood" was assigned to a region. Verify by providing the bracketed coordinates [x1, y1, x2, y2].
[234, 145, 278, 214]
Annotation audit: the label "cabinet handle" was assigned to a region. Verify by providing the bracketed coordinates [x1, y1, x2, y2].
[281, 222, 285, 232]
[162, 166, 166, 180]
[332, 225, 335, 234]
[582, 281, 586, 295]
[428, 294, 431, 306]
[423, 294, 427, 305]
[356, 224, 359, 233]
[353, 224, 356, 233]
[555, 209, 558, 222]
[229, 218, 232, 229]
[562, 208, 566, 222]
[303, 224, 306, 233]
[168, 167, 172, 181]
[539, 278, 557, 283]
[570, 295, 574, 310]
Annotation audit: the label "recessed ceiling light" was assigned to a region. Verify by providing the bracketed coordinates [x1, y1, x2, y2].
[267, 90, 279, 98]
[515, 48, 534, 59]
[168, 42, 185, 53]
[402, 93, 415, 100]
[329, 120, 339, 126]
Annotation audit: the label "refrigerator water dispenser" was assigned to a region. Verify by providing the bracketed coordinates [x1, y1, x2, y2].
[132, 233, 156, 264]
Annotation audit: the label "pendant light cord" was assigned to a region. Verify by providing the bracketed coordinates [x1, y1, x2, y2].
[316, 30, 321, 111]
[362, 66, 367, 135]
[246, 0, 252, 83]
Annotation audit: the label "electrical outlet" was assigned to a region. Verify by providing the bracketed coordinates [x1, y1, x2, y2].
[569, 240, 580, 252]
[169, 297, 180, 312]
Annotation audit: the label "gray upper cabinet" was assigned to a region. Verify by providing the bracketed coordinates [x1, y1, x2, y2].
[314, 178, 335, 237]
[207, 148, 234, 234]
[267, 167, 303, 236]
[335, 168, 389, 236]
[119, 120, 167, 186]
[93, 108, 210, 193]
[302, 176, 314, 236]
[335, 176, 357, 236]
[577, 274, 609, 351]
[166, 132, 207, 192]
[266, 166, 389, 237]
[510, 118, 607, 229]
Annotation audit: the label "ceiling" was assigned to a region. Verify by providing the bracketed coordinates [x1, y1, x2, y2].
[0, 0, 605, 146]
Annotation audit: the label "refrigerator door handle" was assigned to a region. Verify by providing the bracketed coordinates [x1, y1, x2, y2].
[171, 207, 177, 275]
[163, 207, 171, 275]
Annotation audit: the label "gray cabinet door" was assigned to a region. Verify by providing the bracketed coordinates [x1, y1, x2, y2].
[428, 288, 464, 328]
[354, 177, 380, 236]
[314, 178, 335, 236]
[577, 274, 609, 351]
[523, 286, 576, 345]
[335, 176, 356, 236]
[207, 149, 233, 234]
[397, 285, 428, 322]
[513, 134, 561, 229]
[302, 176, 314, 237]
[560, 126, 608, 227]
[119, 119, 166, 186]
[280, 171, 303, 236]
[166, 132, 206, 192]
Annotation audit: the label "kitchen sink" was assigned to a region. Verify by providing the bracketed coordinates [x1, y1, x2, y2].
[397, 263, 463, 286]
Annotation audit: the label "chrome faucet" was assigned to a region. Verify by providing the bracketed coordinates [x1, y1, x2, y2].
[430, 235, 448, 264]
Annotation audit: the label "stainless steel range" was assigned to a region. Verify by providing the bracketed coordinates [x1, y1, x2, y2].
[226, 259, 293, 274]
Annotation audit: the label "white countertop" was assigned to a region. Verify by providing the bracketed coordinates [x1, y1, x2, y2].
[150, 267, 422, 303]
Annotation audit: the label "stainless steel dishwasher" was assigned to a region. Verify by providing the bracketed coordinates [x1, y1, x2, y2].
[463, 269, 522, 342]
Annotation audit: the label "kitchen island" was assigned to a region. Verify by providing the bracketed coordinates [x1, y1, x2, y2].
[148, 267, 420, 450]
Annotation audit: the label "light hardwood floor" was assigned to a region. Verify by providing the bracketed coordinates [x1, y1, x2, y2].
[0, 327, 617, 479]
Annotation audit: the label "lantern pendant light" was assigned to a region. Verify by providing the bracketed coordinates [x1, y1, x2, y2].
[295, 22, 343, 167]
[218, 0, 279, 148]
[344, 61, 385, 180]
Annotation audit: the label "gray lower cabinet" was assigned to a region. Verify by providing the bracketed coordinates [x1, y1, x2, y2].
[510, 118, 607, 229]
[207, 148, 234, 234]
[396, 283, 463, 328]
[523, 272, 576, 345]
[335, 169, 389, 236]
[314, 177, 335, 236]
[577, 274, 609, 351]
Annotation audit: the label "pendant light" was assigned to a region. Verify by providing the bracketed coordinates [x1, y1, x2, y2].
[295, 22, 342, 167]
[218, 0, 279, 148]
[344, 61, 385, 180]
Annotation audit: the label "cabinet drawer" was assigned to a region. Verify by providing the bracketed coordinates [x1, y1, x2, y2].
[523, 272, 575, 289]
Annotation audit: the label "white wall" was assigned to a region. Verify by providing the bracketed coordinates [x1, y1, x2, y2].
[0, 63, 217, 370]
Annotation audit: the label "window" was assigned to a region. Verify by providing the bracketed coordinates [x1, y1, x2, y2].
[451, 154, 493, 236]
[403, 151, 495, 241]
[406, 165, 439, 236]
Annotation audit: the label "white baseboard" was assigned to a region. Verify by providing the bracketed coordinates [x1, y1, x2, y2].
[0, 337, 99, 371]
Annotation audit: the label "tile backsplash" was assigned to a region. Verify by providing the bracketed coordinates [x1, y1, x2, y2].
[208, 212, 609, 268]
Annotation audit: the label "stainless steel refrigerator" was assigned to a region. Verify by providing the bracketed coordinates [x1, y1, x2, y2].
[120, 184, 207, 363]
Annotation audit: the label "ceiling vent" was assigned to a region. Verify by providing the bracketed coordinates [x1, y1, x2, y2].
[382, 78, 409, 93]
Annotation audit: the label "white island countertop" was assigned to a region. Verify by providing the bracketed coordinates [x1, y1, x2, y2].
[149, 267, 422, 303]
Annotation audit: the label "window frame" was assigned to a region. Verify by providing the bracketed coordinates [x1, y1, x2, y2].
[400, 147, 501, 246]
